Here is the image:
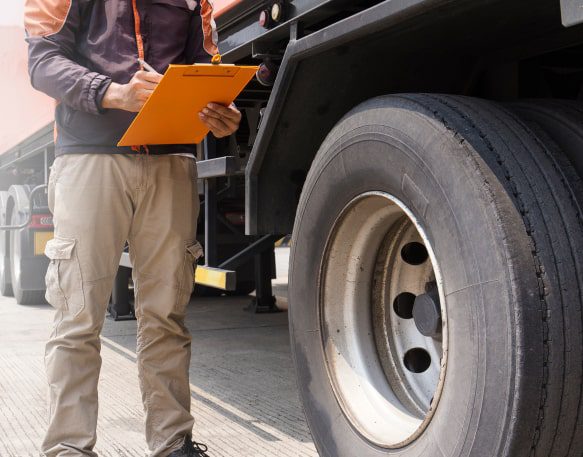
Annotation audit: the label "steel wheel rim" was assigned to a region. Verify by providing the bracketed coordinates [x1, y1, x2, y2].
[319, 191, 448, 448]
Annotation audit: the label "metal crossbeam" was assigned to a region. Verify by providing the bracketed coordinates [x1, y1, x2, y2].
[197, 156, 241, 179]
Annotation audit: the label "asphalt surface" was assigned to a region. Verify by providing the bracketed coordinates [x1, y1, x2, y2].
[0, 247, 318, 456]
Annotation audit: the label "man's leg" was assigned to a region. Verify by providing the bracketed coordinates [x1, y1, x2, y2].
[42, 154, 134, 457]
[128, 155, 201, 457]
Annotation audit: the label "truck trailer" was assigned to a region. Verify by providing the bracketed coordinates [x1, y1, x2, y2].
[1, 1, 583, 456]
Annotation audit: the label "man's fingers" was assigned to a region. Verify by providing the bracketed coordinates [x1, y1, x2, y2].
[135, 70, 163, 83]
[219, 117, 239, 132]
[199, 108, 238, 128]
[137, 88, 155, 99]
[205, 103, 241, 120]
[200, 108, 227, 121]
[199, 101, 241, 138]
[203, 117, 229, 134]
[201, 107, 241, 126]
[135, 80, 159, 91]
[143, 72, 163, 84]
[199, 114, 231, 137]
[201, 114, 238, 134]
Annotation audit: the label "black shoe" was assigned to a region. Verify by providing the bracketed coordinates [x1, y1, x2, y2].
[168, 439, 210, 457]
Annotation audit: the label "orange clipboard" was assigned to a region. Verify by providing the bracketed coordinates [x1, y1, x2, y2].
[117, 64, 258, 146]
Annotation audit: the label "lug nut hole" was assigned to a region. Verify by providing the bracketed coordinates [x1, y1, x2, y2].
[401, 242, 429, 265]
[393, 292, 416, 319]
[404, 348, 431, 373]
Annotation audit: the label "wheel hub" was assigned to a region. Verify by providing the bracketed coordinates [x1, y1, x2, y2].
[320, 192, 448, 448]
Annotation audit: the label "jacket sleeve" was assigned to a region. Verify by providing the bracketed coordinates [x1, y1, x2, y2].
[25, 0, 112, 115]
[185, 0, 219, 64]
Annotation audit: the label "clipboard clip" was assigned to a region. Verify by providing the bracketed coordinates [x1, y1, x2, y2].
[211, 54, 222, 65]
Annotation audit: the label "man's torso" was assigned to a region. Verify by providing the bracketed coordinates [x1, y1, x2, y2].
[27, 0, 215, 156]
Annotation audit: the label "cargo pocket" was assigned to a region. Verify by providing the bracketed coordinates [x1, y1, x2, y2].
[176, 241, 204, 313]
[44, 237, 85, 315]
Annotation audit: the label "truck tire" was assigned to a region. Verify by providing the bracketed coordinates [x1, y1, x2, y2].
[510, 100, 583, 180]
[9, 188, 46, 305]
[0, 191, 13, 297]
[289, 94, 583, 457]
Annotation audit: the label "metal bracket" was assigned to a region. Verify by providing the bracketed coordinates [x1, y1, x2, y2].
[197, 156, 242, 179]
[252, 41, 285, 60]
[560, 0, 583, 27]
[290, 20, 304, 41]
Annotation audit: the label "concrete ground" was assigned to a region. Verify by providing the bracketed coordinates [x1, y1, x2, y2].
[0, 247, 318, 457]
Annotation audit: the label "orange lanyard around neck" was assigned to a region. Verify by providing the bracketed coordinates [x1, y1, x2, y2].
[131, 0, 145, 65]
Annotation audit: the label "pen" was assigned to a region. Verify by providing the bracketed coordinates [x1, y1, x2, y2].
[138, 58, 158, 73]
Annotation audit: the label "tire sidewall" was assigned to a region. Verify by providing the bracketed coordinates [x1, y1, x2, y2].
[0, 251, 10, 295]
[9, 211, 24, 303]
[0, 192, 12, 296]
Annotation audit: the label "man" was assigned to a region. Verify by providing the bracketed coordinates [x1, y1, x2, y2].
[24, 1, 241, 456]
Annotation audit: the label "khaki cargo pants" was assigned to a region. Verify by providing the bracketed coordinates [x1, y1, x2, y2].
[42, 153, 202, 457]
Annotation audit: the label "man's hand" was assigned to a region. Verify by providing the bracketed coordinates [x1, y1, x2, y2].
[102, 71, 162, 112]
[199, 103, 241, 138]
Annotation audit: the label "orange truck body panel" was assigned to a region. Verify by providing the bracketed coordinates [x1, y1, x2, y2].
[0, 0, 244, 155]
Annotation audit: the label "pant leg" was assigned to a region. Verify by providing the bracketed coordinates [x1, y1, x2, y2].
[42, 154, 135, 457]
[128, 155, 201, 457]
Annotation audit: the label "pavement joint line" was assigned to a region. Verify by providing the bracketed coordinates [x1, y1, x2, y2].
[102, 323, 289, 339]
[183, 323, 289, 333]
[100, 336, 308, 445]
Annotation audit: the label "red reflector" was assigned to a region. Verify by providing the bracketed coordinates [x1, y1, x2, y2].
[259, 9, 269, 27]
[29, 214, 54, 229]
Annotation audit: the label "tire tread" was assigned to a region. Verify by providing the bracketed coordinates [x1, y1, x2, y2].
[418, 94, 583, 457]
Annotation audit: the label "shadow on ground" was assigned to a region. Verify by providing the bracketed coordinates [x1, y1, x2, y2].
[100, 294, 315, 448]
